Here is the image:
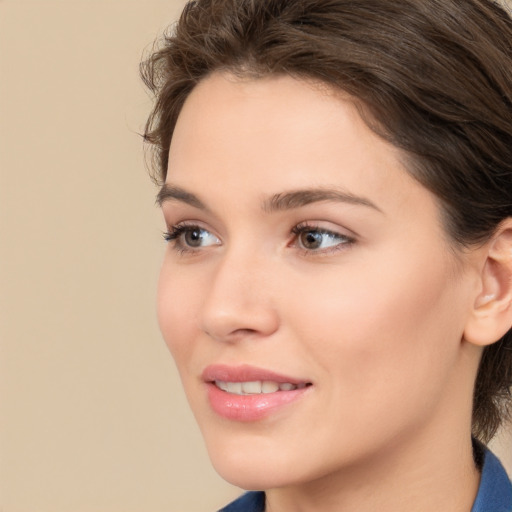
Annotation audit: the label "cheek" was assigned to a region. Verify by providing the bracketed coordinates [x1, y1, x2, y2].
[284, 253, 466, 406]
[157, 261, 201, 363]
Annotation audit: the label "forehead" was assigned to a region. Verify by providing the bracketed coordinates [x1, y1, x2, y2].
[167, 73, 406, 193]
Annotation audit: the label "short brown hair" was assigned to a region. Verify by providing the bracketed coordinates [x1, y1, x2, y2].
[141, 0, 512, 442]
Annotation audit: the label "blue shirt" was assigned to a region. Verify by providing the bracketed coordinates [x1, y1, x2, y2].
[219, 448, 512, 512]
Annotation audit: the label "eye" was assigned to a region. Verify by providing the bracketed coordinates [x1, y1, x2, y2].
[164, 224, 221, 251]
[291, 224, 355, 252]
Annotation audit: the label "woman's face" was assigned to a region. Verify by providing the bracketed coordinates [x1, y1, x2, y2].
[157, 73, 480, 489]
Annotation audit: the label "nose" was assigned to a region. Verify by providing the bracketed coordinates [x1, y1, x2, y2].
[199, 249, 280, 343]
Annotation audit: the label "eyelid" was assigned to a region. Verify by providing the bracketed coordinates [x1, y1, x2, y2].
[160, 202, 222, 231]
[164, 219, 217, 235]
[292, 220, 357, 239]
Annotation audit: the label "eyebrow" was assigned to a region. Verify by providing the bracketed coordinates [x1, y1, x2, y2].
[157, 184, 382, 214]
[263, 188, 382, 214]
[157, 184, 209, 211]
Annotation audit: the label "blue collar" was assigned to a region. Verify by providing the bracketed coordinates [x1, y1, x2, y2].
[220, 448, 512, 512]
[471, 447, 512, 512]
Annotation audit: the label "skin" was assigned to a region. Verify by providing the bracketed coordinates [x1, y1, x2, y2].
[157, 72, 488, 512]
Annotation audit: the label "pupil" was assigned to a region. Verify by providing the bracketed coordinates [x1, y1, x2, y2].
[185, 229, 202, 246]
[302, 231, 322, 249]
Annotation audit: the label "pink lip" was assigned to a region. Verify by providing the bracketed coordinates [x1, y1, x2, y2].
[202, 364, 312, 422]
[202, 364, 307, 384]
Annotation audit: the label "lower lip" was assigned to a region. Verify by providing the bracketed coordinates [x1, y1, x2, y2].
[206, 383, 310, 422]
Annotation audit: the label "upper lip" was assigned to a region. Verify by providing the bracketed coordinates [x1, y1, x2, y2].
[202, 364, 310, 385]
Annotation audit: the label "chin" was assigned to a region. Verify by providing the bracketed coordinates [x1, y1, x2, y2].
[209, 449, 301, 490]
[212, 460, 277, 490]
[201, 422, 347, 492]
[200, 427, 304, 489]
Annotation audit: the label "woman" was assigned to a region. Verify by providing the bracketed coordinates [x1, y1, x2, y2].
[141, 1, 512, 510]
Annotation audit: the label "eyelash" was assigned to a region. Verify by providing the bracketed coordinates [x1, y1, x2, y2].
[163, 223, 355, 255]
[163, 224, 194, 243]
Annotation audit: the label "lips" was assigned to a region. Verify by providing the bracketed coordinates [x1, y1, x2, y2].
[202, 364, 312, 421]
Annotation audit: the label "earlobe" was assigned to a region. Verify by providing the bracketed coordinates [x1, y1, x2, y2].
[463, 219, 512, 347]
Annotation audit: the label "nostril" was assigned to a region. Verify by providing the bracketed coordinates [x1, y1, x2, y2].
[232, 328, 259, 336]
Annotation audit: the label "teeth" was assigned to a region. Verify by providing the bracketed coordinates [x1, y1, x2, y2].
[215, 380, 303, 395]
[261, 381, 279, 393]
[225, 382, 242, 394]
[241, 381, 261, 394]
[216, 380, 229, 392]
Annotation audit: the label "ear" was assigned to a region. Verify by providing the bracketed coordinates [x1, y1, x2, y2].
[463, 219, 512, 347]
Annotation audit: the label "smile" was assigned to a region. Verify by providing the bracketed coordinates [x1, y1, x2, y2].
[215, 380, 309, 395]
[203, 365, 313, 421]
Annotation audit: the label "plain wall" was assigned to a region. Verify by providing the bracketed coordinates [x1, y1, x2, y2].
[1, 1, 511, 511]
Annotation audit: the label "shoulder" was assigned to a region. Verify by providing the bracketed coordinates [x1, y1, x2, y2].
[217, 491, 265, 512]
[471, 445, 512, 512]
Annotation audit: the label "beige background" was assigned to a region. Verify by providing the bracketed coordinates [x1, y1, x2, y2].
[0, 1, 511, 511]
